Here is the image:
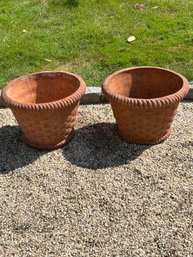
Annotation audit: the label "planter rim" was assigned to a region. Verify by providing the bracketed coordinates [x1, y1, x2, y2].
[102, 66, 190, 109]
[2, 71, 86, 111]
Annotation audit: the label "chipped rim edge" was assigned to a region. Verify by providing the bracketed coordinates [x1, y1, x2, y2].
[1, 71, 86, 111]
[102, 66, 190, 109]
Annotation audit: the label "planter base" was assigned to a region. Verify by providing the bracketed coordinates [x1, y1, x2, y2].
[117, 128, 171, 145]
[23, 129, 74, 150]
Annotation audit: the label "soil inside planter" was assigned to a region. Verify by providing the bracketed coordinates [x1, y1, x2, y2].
[6, 72, 80, 104]
[107, 68, 183, 99]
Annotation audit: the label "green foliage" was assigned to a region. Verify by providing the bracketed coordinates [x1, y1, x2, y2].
[0, 0, 193, 88]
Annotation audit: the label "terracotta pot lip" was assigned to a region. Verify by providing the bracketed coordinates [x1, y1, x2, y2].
[102, 66, 190, 108]
[2, 71, 86, 111]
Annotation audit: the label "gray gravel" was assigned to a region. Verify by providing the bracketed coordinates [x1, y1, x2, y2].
[0, 102, 193, 257]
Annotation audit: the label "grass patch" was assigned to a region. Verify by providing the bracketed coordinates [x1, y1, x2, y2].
[0, 0, 193, 88]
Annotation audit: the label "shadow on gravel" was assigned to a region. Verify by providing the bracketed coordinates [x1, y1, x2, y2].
[0, 123, 151, 173]
[0, 126, 46, 174]
[62, 123, 150, 169]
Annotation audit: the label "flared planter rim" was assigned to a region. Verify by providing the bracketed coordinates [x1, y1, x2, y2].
[102, 66, 189, 109]
[2, 71, 86, 111]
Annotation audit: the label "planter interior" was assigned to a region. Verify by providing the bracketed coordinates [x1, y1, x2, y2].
[6, 72, 81, 104]
[107, 67, 184, 99]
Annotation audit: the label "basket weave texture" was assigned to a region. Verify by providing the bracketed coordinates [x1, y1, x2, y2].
[2, 71, 86, 149]
[103, 67, 189, 144]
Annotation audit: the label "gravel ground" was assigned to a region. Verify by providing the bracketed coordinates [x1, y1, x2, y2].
[0, 102, 193, 257]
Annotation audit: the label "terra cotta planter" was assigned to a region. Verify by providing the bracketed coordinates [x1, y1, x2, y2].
[102, 67, 189, 144]
[2, 71, 86, 149]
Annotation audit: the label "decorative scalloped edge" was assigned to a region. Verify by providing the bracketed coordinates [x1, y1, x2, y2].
[102, 66, 190, 109]
[1, 71, 86, 112]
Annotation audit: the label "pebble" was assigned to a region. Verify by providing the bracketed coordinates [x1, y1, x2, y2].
[0, 103, 192, 256]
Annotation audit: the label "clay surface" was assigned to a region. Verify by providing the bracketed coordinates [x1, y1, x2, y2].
[102, 67, 189, 144]
[1, 71, 86, 149]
